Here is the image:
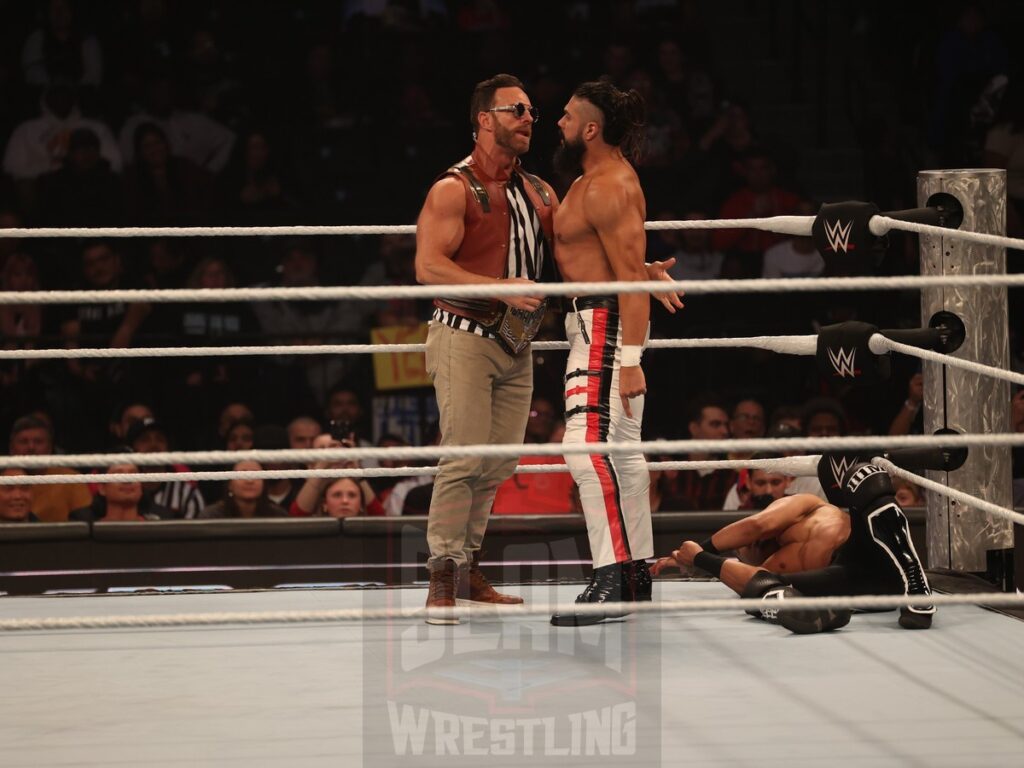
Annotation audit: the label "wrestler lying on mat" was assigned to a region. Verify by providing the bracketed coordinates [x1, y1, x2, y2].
[653, 458, 934, 634]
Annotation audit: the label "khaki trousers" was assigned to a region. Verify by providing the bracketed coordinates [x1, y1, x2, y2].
[424, 322, 532, 571]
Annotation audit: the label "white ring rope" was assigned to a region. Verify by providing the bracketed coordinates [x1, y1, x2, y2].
[3, 334, 1020, 390]
[868, 336, 1024, 386]
[0, 456, 823, 487]
[0, 335, 818, 360]
[2, 433, 1022, 471]
[0, 591, 1019, 632]
[0, 213, 1020, 252]
[870, 214, 1024, 251]
[872, 456, 1024, 527]
[0, 217, 812, 240]
[4, 274, 1024, 306]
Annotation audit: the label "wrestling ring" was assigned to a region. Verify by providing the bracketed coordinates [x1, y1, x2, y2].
[1, 169, 1023, 766]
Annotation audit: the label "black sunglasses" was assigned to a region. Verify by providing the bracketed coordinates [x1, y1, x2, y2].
[487, 102, 540, 121]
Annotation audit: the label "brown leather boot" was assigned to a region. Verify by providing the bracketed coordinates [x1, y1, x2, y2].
[425, 559, 459, 625]
[458, 553, 524, 605]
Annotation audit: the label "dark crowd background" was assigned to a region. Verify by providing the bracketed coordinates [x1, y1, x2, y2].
[0, 0, 1021, 471]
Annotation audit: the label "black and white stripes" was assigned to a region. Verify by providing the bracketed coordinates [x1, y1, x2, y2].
[505, 172, 545, 282]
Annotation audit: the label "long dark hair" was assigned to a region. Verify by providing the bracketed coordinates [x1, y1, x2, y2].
[573, 79, 646, 159]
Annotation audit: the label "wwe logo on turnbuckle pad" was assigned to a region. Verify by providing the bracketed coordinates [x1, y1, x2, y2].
[826, 346, 858, 378]
[823, 218, 854, 253]
[827, 455, 857, 487]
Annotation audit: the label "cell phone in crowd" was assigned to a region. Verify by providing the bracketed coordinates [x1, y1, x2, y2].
[329, 419, 353, 443]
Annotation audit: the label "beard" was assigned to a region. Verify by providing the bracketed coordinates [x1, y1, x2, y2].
[553, 135, 585, 178]
[494, 122, 525, 155]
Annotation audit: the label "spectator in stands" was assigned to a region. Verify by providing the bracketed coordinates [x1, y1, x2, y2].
[253, 424, 299, 511]
[3, 81, 120, 182]
[123, 121, 216, 225]
[154, 257, 257, 400]
[721, 425, 824, 509]
[251, 244, 369, 405]
[802, 397, 847, 437]
[61, 240, 149, 351]
[728, 460, 793, 512]
[224, 419, 254, 451]
[727, 396, 766, 459]
[712, 147, 801, 276]
[287, 416, 321, 450]
[119, 75, 235, 173]
[669, 396, 736, 510]
[290, 432, 379, 516]
[768, 405, 802, 434]
[0, 468, 38, 522]
[324, 384, 373, 450]
[71, 463, 173, 522]
[21, 0, 103, 89]
[761, 200, 825, 278]
[223, 128, 292, 224]
[319, 477, 365, 518]
[107, 401, 154, 448]
[525, 396, 558, 444]
[36, 127, 123, 227]
[216, 402, 254, 445]
[386, 422, 440, 515]
[127, 417, 205, 518]
[0, 252, 44, 392]
[894, 478, 924, 508]
[198, 460, 288, 519]
[888, 371, 924, 436]
[493, 415, 574, 515]
[653, 38, 716, 131]
[662, 211, 724, 281]
[8, 415, 91, 521]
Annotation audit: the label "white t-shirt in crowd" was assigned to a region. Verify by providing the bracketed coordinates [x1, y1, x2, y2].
[762, 240, 825, 279]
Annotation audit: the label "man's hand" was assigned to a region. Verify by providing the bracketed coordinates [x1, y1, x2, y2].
[619, 365, 646, 418]
[651, 555, 684, 576]
[673, 540, 703, 568]
[501, 277, 544, 312]
[645, 258, 685, 314]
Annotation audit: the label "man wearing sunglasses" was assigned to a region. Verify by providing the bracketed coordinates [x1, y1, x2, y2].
[415, 73, 555, 622]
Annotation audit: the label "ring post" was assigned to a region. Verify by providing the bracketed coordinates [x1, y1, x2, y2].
[917, 169, 1013, 573]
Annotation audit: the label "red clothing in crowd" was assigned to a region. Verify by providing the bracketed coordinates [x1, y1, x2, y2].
[492, 455, 575, 514]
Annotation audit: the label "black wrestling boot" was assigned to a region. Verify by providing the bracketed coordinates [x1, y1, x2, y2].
[742, 571, 851, 634]
[625, 559, 652, 602]
[551, 563, 631, 627]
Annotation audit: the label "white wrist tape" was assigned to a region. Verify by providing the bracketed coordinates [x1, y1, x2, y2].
[621, 345, 643, 367]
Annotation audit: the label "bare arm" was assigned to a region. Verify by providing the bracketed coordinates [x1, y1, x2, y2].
[586, 177, 649, 415]
[110, 303, 151, 348]
[414, 176, 541, 311]
[586, 178, 648, 346]
[709, 494, 826, 550]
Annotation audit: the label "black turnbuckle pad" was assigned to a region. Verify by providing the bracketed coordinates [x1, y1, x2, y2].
[816, 321, 891, 386]
[812, 201, 883, 259]
[884, 436, 968, 474]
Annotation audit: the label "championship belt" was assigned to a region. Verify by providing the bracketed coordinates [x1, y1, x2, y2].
[487, 300, 547, 355]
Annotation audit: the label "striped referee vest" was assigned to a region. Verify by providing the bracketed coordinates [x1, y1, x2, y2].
[433, 147, 554, 333]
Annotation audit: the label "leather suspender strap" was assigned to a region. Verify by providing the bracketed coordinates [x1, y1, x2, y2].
[517, 169, 551, 206]
[448, 163, 490, 212]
